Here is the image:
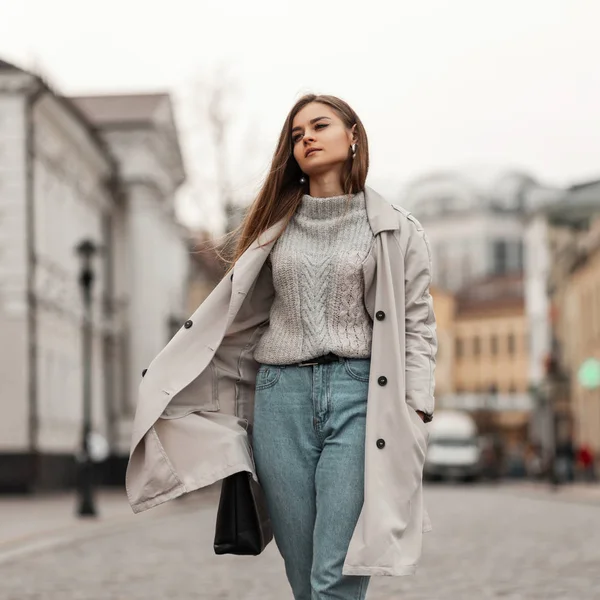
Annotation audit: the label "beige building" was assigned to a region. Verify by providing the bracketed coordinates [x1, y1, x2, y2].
[530, 180, 600, 466]
[558, 217, 600, 457]
[453, 274, 528, 396]
[430, 286, 455, 397]
[431, 275, 532, 445]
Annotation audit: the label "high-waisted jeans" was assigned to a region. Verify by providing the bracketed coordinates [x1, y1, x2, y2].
[252, 357, 371, 600]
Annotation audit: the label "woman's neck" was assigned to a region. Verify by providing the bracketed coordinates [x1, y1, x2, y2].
[307, 171, 344, 198]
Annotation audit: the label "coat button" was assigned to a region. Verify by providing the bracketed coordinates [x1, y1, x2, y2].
[141, 368, 147, 378]
[376, 439, 386, 449]
[184, 320, 193, 329]
[378, 376, 387, 386]
[376, 310, 385, 321]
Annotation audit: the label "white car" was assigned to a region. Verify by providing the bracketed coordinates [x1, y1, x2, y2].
[424, 410, 482, 482]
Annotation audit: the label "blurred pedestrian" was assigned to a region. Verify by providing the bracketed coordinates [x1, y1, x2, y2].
[525, 443, 543, 480]
[577, 443, 595, 482]
[126, 94, 437, 600]
[554, 437, 576, 484]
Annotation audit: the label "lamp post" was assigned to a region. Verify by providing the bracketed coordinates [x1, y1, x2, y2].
[75, 239, 100, 517]
[545, 334, 572, 488]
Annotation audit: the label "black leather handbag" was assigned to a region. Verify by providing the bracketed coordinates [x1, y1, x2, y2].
[213, 471, 274, 556]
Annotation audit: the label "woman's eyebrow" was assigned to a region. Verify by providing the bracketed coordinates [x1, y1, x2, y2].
[291, 116, 331, 134]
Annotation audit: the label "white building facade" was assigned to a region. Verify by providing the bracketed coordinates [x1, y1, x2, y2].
[72, 94, 189, 474]
[0, 60, 189, 490]
[401, 169, 532, 292]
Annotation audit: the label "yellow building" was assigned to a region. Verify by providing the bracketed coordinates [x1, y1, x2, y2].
[431, 274, 531, 445]
[453, 274, 528, 396]
[430, 285, 455, 397]
[560, 220, 600, 457]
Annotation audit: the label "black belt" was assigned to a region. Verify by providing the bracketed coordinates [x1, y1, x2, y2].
[296, 352, 342, 367]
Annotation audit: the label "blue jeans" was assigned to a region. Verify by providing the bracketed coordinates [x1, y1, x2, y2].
[252, 357, 371, 600]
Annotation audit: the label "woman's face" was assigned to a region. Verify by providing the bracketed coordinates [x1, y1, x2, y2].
[291, 102, 355, 178]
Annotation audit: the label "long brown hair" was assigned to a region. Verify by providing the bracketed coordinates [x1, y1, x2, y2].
[221, 94, 369, 272]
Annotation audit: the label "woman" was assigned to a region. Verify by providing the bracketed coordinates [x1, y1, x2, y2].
[126, 94, 437, 600]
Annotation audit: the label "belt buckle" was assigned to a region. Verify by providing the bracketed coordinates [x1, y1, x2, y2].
[297, 360, 318, 367]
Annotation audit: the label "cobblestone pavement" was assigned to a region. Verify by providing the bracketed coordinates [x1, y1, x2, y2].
[1, 483, 599, 600]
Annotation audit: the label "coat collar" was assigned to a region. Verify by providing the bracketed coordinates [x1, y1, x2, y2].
[363, 185, 400, 235]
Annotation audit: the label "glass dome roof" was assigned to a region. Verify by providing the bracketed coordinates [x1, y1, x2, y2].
[401, 167, 537, 217]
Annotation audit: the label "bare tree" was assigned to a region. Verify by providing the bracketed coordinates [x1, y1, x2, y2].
[181, 65, 253, 237]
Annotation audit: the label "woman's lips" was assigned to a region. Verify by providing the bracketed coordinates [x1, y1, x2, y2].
[305, 148, 321, 158]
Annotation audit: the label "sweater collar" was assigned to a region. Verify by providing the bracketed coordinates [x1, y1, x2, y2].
[297, 191, 365, 220]
[232, 186, 400, 281]
[293, 187, 400, 235]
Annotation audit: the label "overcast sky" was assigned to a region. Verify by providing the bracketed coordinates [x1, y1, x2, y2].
[1, 0, 599, 232]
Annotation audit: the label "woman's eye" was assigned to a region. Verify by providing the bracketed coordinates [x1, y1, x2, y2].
[293, 123, 327, 144]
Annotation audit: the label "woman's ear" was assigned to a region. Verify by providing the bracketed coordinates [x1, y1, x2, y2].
[350, 124, 358, 143]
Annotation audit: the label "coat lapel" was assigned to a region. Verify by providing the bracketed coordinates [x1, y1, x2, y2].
[228, 219, 287, 322]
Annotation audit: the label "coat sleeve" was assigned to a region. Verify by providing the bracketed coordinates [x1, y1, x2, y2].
[400, 220, 437, 421]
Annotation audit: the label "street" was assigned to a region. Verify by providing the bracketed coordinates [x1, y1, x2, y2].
[1, 484, 599, 600]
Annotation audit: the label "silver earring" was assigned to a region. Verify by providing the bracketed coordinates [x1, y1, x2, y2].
[300, 175, 307, 184]
[351, 143, 357, 159]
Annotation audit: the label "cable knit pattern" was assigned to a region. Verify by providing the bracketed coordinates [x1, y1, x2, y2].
[254, 191, 375, 365]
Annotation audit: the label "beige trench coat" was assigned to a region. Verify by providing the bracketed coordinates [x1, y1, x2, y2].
[125, 186, 437, 577]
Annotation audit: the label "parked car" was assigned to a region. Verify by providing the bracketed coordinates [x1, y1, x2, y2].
[424, 410, 482, 482]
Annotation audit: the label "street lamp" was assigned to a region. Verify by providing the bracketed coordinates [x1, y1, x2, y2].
[75, 239, 100, 517]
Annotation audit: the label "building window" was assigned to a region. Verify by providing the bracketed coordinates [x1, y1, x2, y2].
[490, 335, 498, 355]
[455, 338, 463, 358]
[586, 290, 594, 344]
[508, 333, 516, 355]
[461, 252, 472, 287]
[516, 241, 524, 271]
[473, 336, 481, 356]
[493, 240, 508, 275]
[596, 284, 600, 340]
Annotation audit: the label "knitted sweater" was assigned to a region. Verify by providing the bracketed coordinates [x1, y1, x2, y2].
[253, 191, 375, 365]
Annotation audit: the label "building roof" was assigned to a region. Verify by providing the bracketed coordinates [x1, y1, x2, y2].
[0, 57, 116, 169]
[569, 178, 600, 192]
[0, 59, 24, 72]
[70, 92, 186, 187]
[455, 273, 524, 316]
[402, 167, 538, 217]
[542, 179, 600, 229]
[69, 93, 170, 127]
